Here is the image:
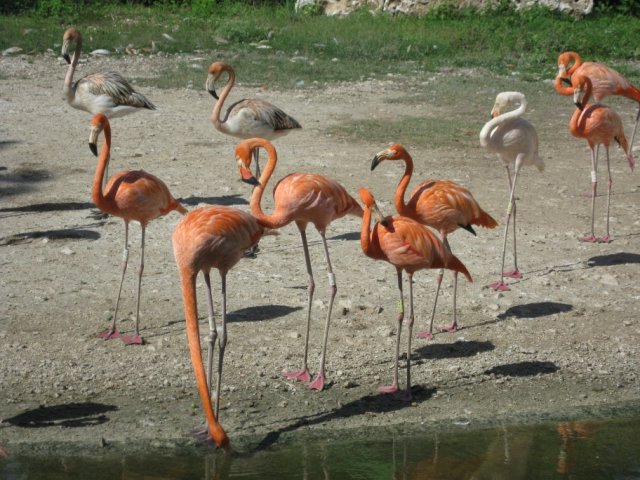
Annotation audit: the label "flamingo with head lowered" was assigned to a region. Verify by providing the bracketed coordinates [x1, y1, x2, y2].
[236, 137, 362, 391]
[480, 91, 544, 292]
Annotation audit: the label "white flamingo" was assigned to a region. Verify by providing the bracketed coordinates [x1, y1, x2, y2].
[62, 27, 156, 118]
[206, 61, 301, 178]
[479, 92, 544, 291]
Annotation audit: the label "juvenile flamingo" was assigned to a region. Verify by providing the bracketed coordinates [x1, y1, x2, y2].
[207, 62, 301, 177]
[63, 28, 156, 117]
[358, 188, 472, 399]
[172, 205, 269, 451]
[370, 144, 496, 339]
[480, 92, 544, 291]
[236, 138, 362, 391]
[569, 73, 634, 243]
[89, 114, 186, 344]
[555, 51, 640, 151]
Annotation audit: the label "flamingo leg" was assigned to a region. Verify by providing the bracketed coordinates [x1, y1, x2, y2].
[629, 104, 640, 156]
[282, 227, 313, 384]
[203, 272, 218, 399]
[214, 272, 228, 418]
[253, 147, 261, 180]
[600, 147, 613, 243]
[440, 272, 459, 333]
[503, 166, 522, 279]
[488, 163, 521, 291]
[581, 144, 599, 198]
[308, 231, 336, 391]
[416, 268, 442, 340]
[400, 272, 415, 401]
[100, 221, 129, 340]
[579, 147, 599, 243]
[122, 225, 145, 345]
[379, 268, 403, 395]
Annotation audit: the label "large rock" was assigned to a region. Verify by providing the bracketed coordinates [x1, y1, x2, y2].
[295, 0, 593, 16]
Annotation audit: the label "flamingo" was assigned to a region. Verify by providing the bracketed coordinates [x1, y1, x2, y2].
[555, 51, 640, 152]
[236, 137, 362, 391]
[172, 205, 269, 451]
[62, 28, 156, 118]
[206, 62, 301, 178]
[88, 114, 186, 344]
[358, 188, 472, 399]
[569, 73, 634, 243]
[479, 91, 544, 292]
[370, 144, 496, 339]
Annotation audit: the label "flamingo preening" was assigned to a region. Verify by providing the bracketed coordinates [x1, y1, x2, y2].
[358, 188, 472, 399]
[89, 114, 186, 344]
[569, 73, 634, 243]
[207, 62, 301, 178]
[370, 144, 496, 339]
[172, 205, 269, 451]
[236, 137, 362, 391]
[479, 92, 544, 292]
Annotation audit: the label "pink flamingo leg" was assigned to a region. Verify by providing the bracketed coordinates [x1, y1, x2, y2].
[379, 269, 404, 395]
[416, 268, 442, 340]
[579, 148, 599, 243]
[121, 225, 146, 345]
[598, 150, 613, 243]
[440, 271, 459, 333]
[100, 221, 130, 340]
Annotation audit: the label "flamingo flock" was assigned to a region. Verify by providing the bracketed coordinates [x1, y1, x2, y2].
[59, 29, 635, 450]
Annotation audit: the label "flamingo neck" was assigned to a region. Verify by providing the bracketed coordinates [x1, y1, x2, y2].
[92, 124, 112, 212]
[567, 52, 581, 76]
[249, 141, 282, 229]
[394, 153, 413, 215]
[63, 36, 82, 99]
[360, 206, 373, 255]
[211, 66, 235, 135]
[479, 97, 526, 149]
[554, 75, 573, 96]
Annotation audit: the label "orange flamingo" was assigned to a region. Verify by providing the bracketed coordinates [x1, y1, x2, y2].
[207, 62, 301, 177]
[555, 51, 640, 152]
[236, 138, 362, 391]
[358, 188, 472, 399]
[63, 28, 155, 118]
[89, 114, 186, 344]
[569, 73, 634, 243]
[370, 144, 496, 339]
[479, 91, 544, 291]
[172, 205, 269, 451]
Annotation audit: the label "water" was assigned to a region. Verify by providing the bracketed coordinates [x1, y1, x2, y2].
[1, 416, 639, 479]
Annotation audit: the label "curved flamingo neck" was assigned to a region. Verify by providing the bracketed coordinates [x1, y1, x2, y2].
[211, 65, 235, 135]
[479, 96, 526, 148]
[394, 152, 413, 215]
[566, 52, 581, 76]
[580, 77, 593, 105]
[554, 75, 573, 96]
[63, 33, 82, 100]
[360, 205, 373, 255]
[92, 123, 112, 211]
[249, 140, 282, 229]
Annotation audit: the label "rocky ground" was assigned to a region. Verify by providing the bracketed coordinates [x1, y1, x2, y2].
[0, 53, 639, 456]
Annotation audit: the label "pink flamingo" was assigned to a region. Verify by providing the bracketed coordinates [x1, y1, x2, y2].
[370, 144, 496, 338]
[569, 73, 634, 243]
[358, 188, 472, 399]
[236, 137, 362, 391]
[173, 205, 269, 451]
[89, 114, 186, 344]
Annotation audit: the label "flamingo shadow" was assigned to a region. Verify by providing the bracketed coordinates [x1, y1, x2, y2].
[0, 226, 103, 246]
[497, 302, 573, 320]
[228, 305, 303, 323]
[329, 231, 360, 241]
[2, 402, 118, 428]
[485, 361, 559, 377]
[0, 167, 53, 197]
[415, 340, 495, 362]
[179, 194, 248, 207]
[587, 252, 640, 267]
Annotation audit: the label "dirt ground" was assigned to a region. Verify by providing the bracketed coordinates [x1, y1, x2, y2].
[1, 52, 639, 456]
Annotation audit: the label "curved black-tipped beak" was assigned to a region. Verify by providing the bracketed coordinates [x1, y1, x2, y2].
[89, 142, 98, 156]
[371, 155, 381, 171]
[561, 77, 572, 86]
[574, 102, 584, 111]
[63, 53, 71, 64]
[242, 176, 260, 187]
[208, 88, 219, 100]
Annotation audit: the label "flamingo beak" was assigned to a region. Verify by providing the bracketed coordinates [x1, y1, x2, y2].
[561, 77, 572, 86]
[238, 160, 259, 186]
[89, 142, 98, 156]
[371, 155, 381, 171]
[370, 203, 385, 223]
[89, 126, 100, 156]
[63, 53, 71, 64]
[206, 75, 219, 100]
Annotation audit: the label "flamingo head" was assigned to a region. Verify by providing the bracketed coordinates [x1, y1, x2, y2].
[89, 114, 108, 156]
[206, 62, 229, 100]
[235, 140, 260, 186]
[572, 74, 590, 110]
[358, 188, 385, 223]
[371, 144, 408, 170]
[491, 91, 525, 118]
[62, 27, 80, 64]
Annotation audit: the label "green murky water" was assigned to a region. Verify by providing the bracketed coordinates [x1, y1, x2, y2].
[1, 416, 639, 479]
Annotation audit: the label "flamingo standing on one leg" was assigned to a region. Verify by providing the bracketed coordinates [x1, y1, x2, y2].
[88, 114, 186, 344]
[569, 73, 634, 243]
[555, 51, 640, 153]
[358, 188, 472, 399]
[479, 91, 544, 292]
[370, 144, 496, 339]
[172, 205, 269, 451]
[206, 62, 301, 178]
[236, 138, 362, 391]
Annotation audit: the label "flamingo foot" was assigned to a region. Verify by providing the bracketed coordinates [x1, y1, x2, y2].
[121, 334, 144, 345]
[416, 330, 434, 340]
[502, 270, 522, 279]
[378, 384, 399, 394]
[578, 234, 598, 243]
[395, 389, 413, 401]
[440, 323, 458, 334]
[282, 367, 312, 383]
[487, 281, 510, 291]
[598, 235, 612, 243]
[308, 373, 325, 391]
[99, 329, 121, 340]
